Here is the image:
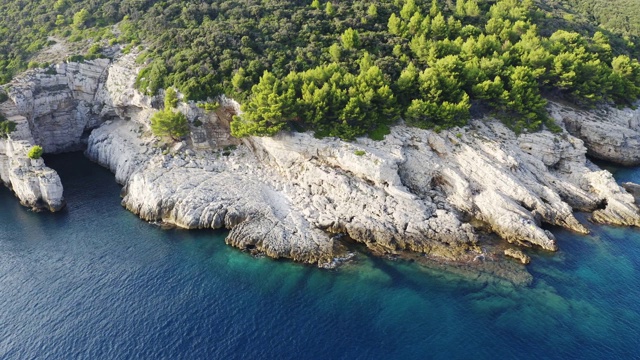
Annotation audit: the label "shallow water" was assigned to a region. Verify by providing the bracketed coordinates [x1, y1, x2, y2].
[1, 152, 639, 359]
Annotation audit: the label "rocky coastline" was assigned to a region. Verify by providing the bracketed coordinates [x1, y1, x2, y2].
[2, 53, 640, 283]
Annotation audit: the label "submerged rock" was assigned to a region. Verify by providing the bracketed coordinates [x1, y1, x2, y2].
[504, 248, 531, 265]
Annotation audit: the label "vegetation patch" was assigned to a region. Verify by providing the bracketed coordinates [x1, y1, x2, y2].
[0, 112, 16, 138]
[369, 124, 391, 141]
[150, 88, 189, 141]
[1, 0, 640, 140]
[196, 102, 221, 112]
[27, 145, 43, 159]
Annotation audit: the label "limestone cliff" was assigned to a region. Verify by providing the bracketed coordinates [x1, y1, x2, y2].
[0, 58, 110, 210]
[0, 101, 64, 211]
[8, 59, 111, 153]
[549, 101, 640, 166]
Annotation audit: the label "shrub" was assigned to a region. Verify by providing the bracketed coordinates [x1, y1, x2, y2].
[196, 101, 220, 112]
[150, 110, 189, 141]
[67, 54, 86, 63]
[369, 124, 390, 141]
[164, 87, 179, 109]
[87, 44, 101, 56]
[27, 145, 43, 159]
[354, 150, 366, 156]
[0, 116, 16, 137]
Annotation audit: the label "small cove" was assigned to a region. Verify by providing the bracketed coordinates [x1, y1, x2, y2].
[0, 152, 639, 359]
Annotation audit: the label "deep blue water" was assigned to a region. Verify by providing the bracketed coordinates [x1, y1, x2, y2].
[1, 152, 640, 359]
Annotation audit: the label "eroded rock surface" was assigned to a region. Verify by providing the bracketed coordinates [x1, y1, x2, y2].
[0, 101, 64, 211]
[8, 59, 111, 153]
[549, 101, 640, 166]
[86, 114, 640, 272]
[0, 59, 111, 210]
[3, 53, 640, 279]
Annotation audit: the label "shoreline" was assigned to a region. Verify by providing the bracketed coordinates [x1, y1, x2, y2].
[2, 54, 640, 283]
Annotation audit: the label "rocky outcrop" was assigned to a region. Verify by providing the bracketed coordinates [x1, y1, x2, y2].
[86, 112, 640, 270]
[75, 59, 640, 271]
[549, 101, 640, 166]
[0, 58, 110, 210]
[0, 53, 239, 212]
[4, 52, 640, 278]
[0, 101, 64, 211]
[7, 59, 111, 153]
[622, 182, 640, 206]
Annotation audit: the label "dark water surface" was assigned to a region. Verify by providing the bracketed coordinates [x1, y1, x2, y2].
[1, 152, 640, 359]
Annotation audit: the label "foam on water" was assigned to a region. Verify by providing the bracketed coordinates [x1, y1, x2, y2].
[1, 152, 639, 359]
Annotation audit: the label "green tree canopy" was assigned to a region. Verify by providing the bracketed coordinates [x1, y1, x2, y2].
[72, 8, 91, 29]
[151, 111, 189, 141]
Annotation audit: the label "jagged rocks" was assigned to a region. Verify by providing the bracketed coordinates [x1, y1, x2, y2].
[86, 114, 640, 269]
[0, 105, 64, 211]
[7, 59, 111, 153]
[549, 102, 640, 166]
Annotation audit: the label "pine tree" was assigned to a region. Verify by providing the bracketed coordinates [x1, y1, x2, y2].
[388, 13, 403, 35]
[231, 68, 248, 92]
[455, 0, 466, 17]
[325, 2, 335, 16]
[341, 28, 360, 49]
[328, 43, 341, 62]
[151, 110, 189, 141]
[503, 66, 547, 128]
[150, 88, 190, 141]
[367, 4, 378, 17]
[465, 0, 480, 17]
[431, 13, 448, 40]
[72, 8, 91, 29]
[430, 0, 440, 17]
[400, 0, 418, 20]
[164, 87, 178, 109]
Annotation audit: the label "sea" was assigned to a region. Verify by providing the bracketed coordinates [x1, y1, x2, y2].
[1, 152, 639, 359]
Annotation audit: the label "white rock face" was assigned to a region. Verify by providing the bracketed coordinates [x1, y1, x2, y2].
[0, 58, 110, 211]
[549, 101, 640, 165]
[86, 114, 640, 268]
[7, 59, 111, 153]
[0, 101, 64, 211]
[0, 53, 232, 212]
[4, 53, 640, 274]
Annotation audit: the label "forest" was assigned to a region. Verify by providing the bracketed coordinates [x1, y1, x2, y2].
[1, 0, 640, 139]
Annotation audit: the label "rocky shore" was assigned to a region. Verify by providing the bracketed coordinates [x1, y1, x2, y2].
[2, 53, 640, 282]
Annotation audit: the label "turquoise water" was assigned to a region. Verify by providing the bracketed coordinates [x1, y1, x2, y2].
[1, 152, 640, 359]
